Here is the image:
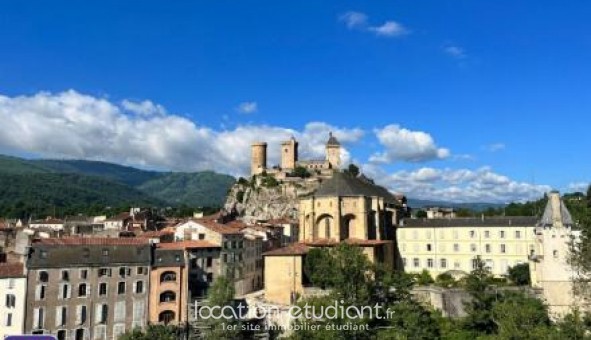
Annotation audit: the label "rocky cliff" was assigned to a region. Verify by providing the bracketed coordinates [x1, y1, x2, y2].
[224, 176, 320, 222]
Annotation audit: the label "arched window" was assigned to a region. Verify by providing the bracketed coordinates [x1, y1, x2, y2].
[160, 291, 176, 303]
[160, 271, 177, 283]
[159, 310, 175, 325]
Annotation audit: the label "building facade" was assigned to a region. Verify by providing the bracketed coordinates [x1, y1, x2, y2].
[0, 263, 27, 339]
[25, 238, 152, 340]
[530, 191, 584, 317]
[397, 217, 538, 277]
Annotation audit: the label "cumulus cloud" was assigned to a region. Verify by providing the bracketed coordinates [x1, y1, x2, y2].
[236, 101, 258, 114]
[0, 90, 363, 176]
[444, 45, 466, 59]
[367, 21, 408, 37]
[568, 182, 589, 193]
[339, 11, 408, 38]
[339, 11, 368, 29]
[362, 165, 551, 203]
[370, 124, 450, 163]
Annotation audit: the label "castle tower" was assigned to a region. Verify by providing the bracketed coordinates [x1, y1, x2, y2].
[251, 142, 267, 176]
[281, 136, 298, 171]
[325, 132, 341, 169]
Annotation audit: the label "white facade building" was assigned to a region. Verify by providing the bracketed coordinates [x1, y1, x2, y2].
[0, 263, 27, 339]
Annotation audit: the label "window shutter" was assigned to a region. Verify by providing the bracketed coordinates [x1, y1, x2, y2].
[76, 305, 82, 325]
[33, 307, 39, 328]
[114, 300, 126, 322]
[86, 284, 91, 296]
[35, 286, 40, 300]
[58, 283, 63, 299]
[95, 304, 102, 324]
[55, 306, 62, 327]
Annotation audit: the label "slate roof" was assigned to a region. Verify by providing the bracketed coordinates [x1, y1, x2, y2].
[539, 193, 574, 227]
[313, 171, 399, 203]
[401, 217, 538, 228]
[35, 237, 150, 246]
[326, 132, 340, 146]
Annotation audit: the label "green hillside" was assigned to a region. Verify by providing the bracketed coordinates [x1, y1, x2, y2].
[138, 171, 236, 207]
[0, 172, 162, 217]
[0, 155, 236, 218]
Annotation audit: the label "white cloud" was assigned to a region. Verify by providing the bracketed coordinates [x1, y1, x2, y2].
[368, 21, 408, 37]
[568, 182, 589, 193]
[0, 90, 363, 176]
[363, 165, 551, 203]
[484, 143, 505, 152]
[339, 11, 408, 38]
[370, 124, 450, 163]
[339, 11, 368, 29]
[444, 45, 466, 59]
[236, 101, 258, 114]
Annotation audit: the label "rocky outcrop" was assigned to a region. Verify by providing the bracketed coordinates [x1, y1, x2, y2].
[224, 177, 320, 222]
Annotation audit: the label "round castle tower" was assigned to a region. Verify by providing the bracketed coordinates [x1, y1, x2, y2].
[251, 142, 267, 176]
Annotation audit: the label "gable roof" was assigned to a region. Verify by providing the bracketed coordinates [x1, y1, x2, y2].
[326, 132, 340, 146]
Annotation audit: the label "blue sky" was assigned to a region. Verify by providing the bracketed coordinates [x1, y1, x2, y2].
[0, 1, 589, 203]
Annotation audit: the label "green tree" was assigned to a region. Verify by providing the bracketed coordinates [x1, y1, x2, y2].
[462, 256, 497, 336]
[435, 272, 456, 288]
[119, 325, 179, 340]
[491, 291, 552, 339]
[292, 166, 311, 178]
[346, 164, 360, 177]
[201, 276, 241, 340]
[416, 209, 428, 218]
[303, 248, 337, 289]
[376, 301, 441, 340]
[414, 269, 434, 286]
[506, 263, 530, 286]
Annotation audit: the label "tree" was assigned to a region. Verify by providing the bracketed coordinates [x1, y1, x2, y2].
[416, 209, 428, 218]
[376, 301, 441, 340]
[303, 247, 337, 289]
[507, 263, 530, 286]
[201, 276, 241, 340]
[346, 164, 360, 177]
[119, 325, 179, 340]
[435, 272, 456, 288]
[462, 256, 498, 335]
[491, 291, 553, 339]
[414, 269, 434, 286]
[292, 166, 311, 178]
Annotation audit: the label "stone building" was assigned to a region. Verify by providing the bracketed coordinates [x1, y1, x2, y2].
[397, 216, 538, 277]
[530, 191, 584, 317]
[0, 263, 27, 339]
[250, 133, 342, 177]
[263, 171, 403, 305]
[25, 238, 152, 340]
[173, 218, 263, 296]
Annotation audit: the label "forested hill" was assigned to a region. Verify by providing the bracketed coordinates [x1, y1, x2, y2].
[0, 155, 235, 218]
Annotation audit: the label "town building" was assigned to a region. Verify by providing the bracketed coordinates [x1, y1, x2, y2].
[250, 133, 342, 177]
[425, 207, 457, 219]
[24, 238, 152, 340]
[397, 216, 538, 277]
[530, 191, 584, 316]
[0, 263, 27, 339]
[173, 217, 263, 296]
[29, 218, 65, 231]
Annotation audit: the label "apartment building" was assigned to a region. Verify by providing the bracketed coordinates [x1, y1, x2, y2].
[397, 217, 538, 276]
[25, 238, 152, 340]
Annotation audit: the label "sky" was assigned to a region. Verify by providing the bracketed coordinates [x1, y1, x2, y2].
[0, 0, 590, 203]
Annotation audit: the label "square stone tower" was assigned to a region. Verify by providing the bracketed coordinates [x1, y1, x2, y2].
[281, 137, 298, 171]
[325, 132, 341, 169]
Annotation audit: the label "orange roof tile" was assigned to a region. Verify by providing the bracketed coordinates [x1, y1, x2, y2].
[34, 237, 150, 246]
[190, 218, 243, 235]
[0, 263, 24, 278]
[157, 240, 220, 250]
[263, 243, 309, 256]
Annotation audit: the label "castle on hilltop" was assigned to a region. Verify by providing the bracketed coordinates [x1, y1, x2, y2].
[250, 133, 342, 178]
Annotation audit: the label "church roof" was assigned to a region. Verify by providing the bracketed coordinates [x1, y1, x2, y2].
[313, 171, 399, 203]
[326, 132, 340, 146]
[538, 192, 574, 227]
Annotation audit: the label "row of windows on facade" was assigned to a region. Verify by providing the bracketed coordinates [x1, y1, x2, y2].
[36, 267, 148, 283]
[401, 229, 527, 240]
[39, 247, 144, 259]
[402, 257, 523, 271]
[35, 280, 145, 300]
[32, 300, 144, 331]
[160, 270, 213, 284]
[402, 243, 532, 254]
[37, 324, 134, 340]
